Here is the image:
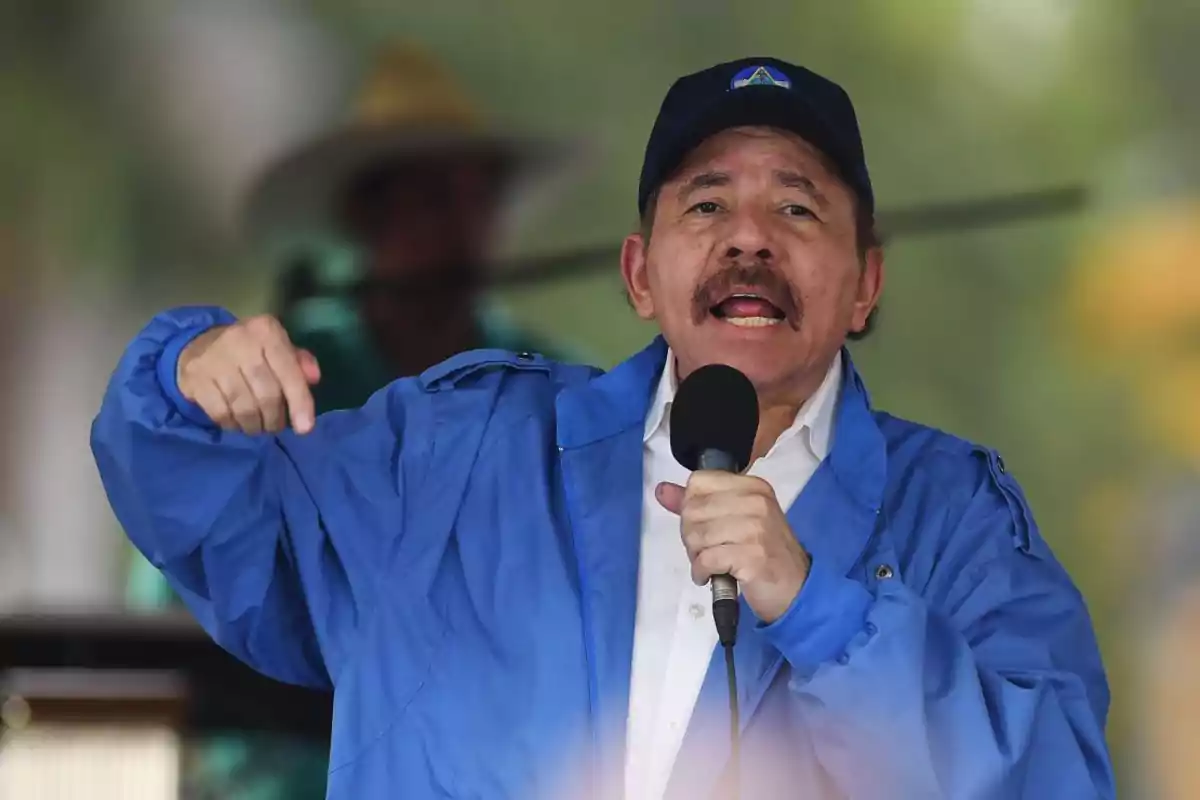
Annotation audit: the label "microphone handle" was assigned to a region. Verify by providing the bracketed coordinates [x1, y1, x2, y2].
[698, 448, 741, 647]
[711, 574, 738, 603]
[697, 448, 738, 473]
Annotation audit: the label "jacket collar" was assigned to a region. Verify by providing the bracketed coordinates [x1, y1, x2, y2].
[641, 345, 842, 466]
[557, 335, 885, 515]
[555, 336, 668, 450]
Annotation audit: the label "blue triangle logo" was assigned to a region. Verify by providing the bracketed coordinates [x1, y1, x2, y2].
[731, 65, 791, 90]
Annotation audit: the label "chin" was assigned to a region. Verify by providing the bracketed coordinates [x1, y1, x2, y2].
[693, 334, 804, 390]
[720, 358, 793, 395]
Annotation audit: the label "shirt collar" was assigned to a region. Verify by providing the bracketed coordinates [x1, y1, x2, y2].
[642, 349, 680, 443]
[642, 349, 843, 462]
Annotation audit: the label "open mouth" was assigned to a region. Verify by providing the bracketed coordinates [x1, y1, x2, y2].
[709, 293, 787, 328]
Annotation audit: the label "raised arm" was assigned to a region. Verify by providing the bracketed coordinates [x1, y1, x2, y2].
[91, 306, 415, 689]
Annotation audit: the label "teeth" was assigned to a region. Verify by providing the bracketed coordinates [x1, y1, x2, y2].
[724, 316, 782, 328]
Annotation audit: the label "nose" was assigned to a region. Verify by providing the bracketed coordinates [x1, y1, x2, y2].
[722, 207, 774, 263]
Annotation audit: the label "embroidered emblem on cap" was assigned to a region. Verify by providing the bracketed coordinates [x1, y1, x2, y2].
[731, 65, 791, 90]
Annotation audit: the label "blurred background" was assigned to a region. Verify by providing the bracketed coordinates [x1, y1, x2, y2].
[2, 0, 1199, 797]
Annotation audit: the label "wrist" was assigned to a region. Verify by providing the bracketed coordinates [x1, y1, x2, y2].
[157, 323, 225, 426]
[757, 556, 872, 680]
[175, 325, 227, 400]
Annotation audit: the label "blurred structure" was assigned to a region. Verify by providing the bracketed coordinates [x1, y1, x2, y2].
[0, 7, 354, 799]
[95, 0, 348, 248]
[0, 670, 184, 800]
[0, 0, 345, 612]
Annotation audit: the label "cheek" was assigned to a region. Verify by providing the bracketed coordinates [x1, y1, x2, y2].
[790, 250, 862, 320]
[646, 237, 711, 313]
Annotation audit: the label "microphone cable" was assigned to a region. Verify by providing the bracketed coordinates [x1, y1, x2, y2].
[723, 640, 740, 798]
[713, 581, 740, 800]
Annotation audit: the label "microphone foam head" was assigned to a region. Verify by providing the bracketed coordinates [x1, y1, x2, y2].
[669, 363, 759, 472]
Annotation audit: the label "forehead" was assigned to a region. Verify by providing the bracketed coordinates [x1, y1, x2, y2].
[672, 126, 836, 182]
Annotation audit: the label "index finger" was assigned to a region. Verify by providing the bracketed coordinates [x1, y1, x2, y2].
[689, 470, 771, 493]
[685, 469, 741, 496]
[263, 342, 316, 434]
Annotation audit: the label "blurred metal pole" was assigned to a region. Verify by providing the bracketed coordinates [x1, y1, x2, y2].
[8, 285, 132, 610]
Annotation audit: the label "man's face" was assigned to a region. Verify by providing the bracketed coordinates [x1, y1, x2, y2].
[621, 126, 883, 403]
[345, 154, 502, 283]
[340, 153, 504, 371]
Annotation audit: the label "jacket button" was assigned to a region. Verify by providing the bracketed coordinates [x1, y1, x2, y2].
[516, 351, 534, 361]
[875, 564, 894, 580]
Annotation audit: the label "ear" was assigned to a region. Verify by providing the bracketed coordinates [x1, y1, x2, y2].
[620, 233, 656, 320]
[849, 246, 885, 334]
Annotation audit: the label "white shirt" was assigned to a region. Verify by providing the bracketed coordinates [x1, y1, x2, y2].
[624, 350, 843, 800]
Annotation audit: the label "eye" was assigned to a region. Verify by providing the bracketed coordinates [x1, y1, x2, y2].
[688, 200, 722, 215]
[783, 204, 817, 219]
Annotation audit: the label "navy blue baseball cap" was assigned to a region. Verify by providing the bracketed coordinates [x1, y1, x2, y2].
[637, 57, 874, 219]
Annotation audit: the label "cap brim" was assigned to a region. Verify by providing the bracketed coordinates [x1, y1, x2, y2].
[240, 124, 584, 261]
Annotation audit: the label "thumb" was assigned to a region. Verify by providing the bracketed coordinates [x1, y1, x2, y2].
[297, 349, 321, 384]
[655, 481, 685, 515]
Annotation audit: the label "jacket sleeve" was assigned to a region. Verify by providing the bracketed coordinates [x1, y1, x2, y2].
[759, 452, 1115, 799]
[91, 306, 421, 689]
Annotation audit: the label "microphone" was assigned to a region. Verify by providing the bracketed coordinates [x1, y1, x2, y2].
[669, 363, 759, 648]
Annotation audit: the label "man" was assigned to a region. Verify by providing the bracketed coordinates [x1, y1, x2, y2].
[94, 57, 1114, 798]
[122, 41, 581, 799]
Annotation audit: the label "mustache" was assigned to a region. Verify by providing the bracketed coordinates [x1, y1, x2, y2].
[691, 262, 802, 330]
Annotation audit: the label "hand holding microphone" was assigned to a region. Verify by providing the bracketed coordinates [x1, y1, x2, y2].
[655, 364, 812, 636]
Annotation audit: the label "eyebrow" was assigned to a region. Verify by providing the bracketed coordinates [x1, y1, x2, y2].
[775, 170, 829, 211]
[676, 171, 730, 203]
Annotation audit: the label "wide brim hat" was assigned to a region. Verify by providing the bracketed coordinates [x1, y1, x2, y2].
[240, 42, 583, 262]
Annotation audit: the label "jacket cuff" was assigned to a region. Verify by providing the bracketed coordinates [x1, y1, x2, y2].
[757, 556, 873, 680]
[156, 322, 229, 427]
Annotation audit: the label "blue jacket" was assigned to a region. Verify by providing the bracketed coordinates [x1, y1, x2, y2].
[92, 307, 1114, 799]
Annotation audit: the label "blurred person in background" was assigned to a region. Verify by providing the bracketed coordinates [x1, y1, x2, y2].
[124, 40, 583, 800]
[1068, 201, 1200, 799]
[245, 39, 581, 413]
